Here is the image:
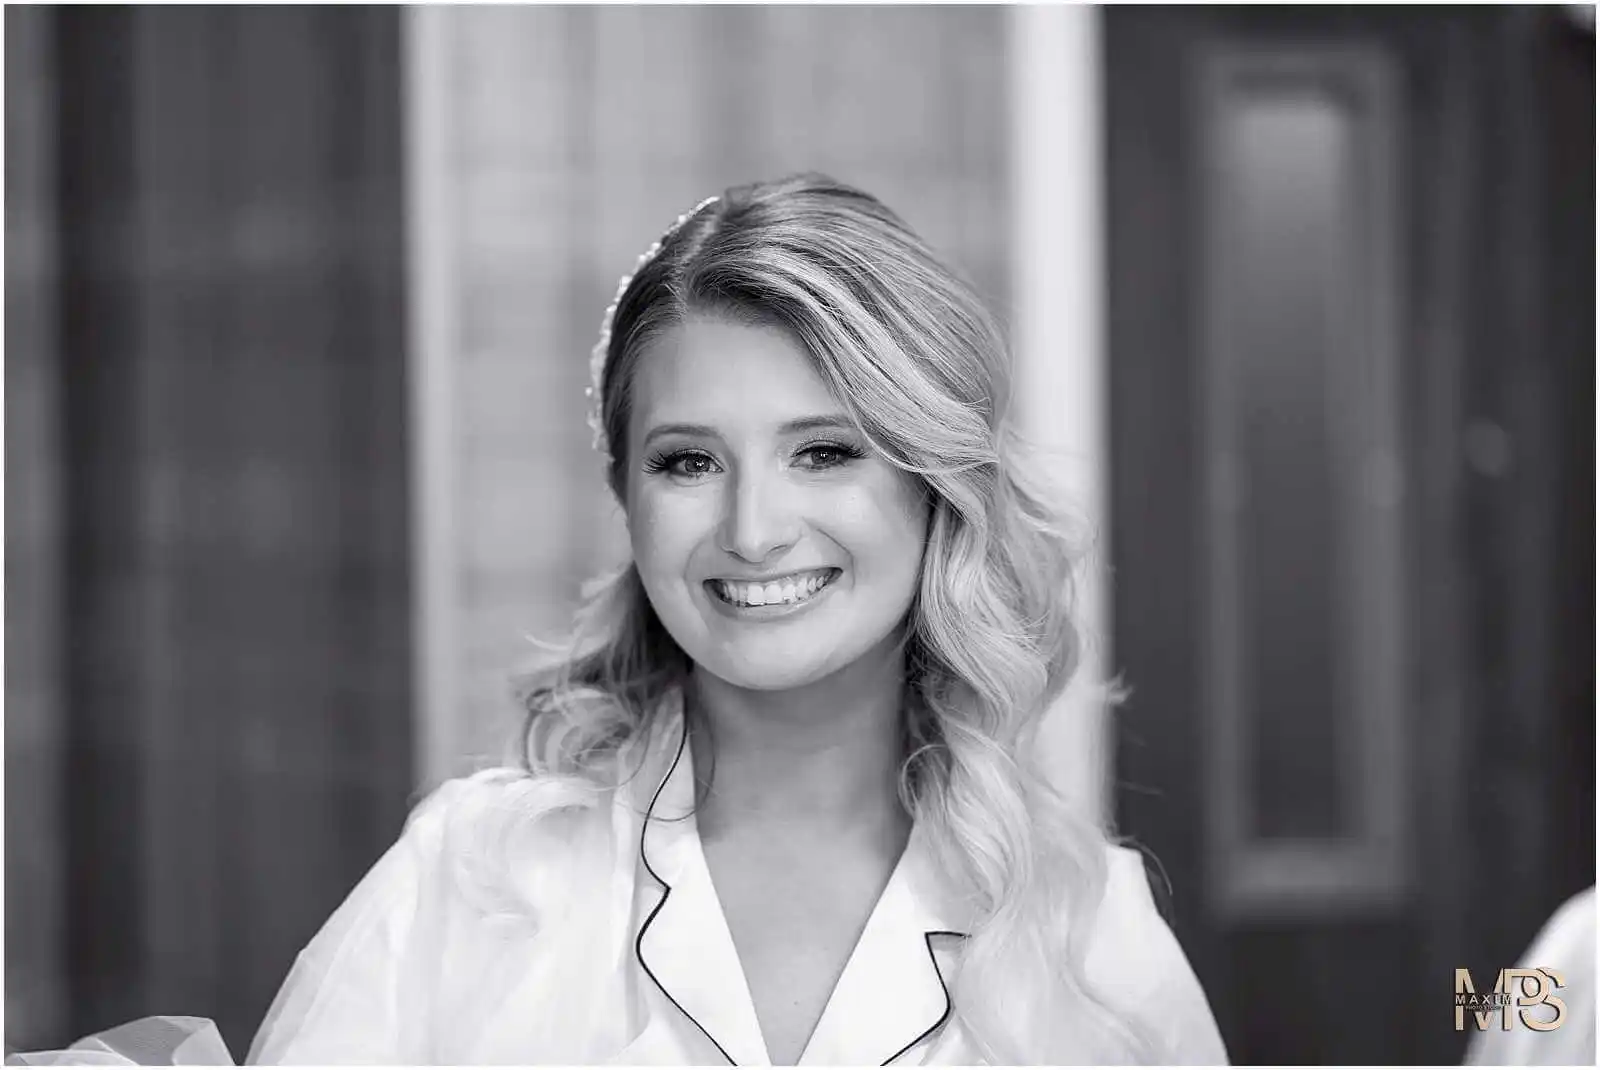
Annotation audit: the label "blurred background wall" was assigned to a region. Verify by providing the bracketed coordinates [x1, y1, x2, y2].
[7, 5, 414, 1052]
[402, 4, 1017, 779]
[1105, 7, 1594, 1063]
[9, 1, 65, 1046]
[6, 4, 1593, 1064]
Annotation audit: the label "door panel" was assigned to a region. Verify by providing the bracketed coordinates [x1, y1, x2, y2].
[1107, 7, 1594, 1064]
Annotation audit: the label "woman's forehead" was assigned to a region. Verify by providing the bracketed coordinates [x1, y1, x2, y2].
[629, 316, 848, 434]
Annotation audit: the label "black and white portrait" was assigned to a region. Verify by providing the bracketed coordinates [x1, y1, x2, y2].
[6, 4, 1594, 1066]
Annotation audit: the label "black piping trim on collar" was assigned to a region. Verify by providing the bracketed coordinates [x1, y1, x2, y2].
[880, 929, 968, 1065]
[634, 717, 738, 1066]
[634, 713, 972, 1067]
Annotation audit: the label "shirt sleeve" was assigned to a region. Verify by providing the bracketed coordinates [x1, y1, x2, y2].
[245, 779, 471, 1066]
[1092, 846, 1231, 1066]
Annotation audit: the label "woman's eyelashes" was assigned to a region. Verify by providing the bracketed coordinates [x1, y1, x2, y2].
[643, 448, 720, 479]
[642, 440, 866, 481]
[793, 439, 866, 470]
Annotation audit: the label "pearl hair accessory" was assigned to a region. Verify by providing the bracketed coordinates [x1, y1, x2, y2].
[586, 195, 722, 468]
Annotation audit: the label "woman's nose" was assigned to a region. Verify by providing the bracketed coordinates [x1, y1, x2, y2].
[718, 465, 800, 564]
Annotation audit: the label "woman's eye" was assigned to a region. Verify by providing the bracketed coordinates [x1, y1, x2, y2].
[796, 443, 861, 470]
[804, 447, 842, 468]
[649, 450, 720, 479]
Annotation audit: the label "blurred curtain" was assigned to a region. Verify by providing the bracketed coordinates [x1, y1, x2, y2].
[6, 3, 67, 1050]
[7, 7, 413, 1054]
[407, 6, 1015, 779]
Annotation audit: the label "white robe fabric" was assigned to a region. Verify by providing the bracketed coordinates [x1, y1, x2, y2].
[247, 694, 1226, 1065]
[14, 694, 1230, 1066]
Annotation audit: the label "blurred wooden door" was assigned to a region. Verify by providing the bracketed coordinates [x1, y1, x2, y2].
[1107, 7, 1593, 1064]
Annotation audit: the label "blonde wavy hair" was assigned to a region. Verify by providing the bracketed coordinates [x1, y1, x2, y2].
[515, 174, 1153, 1063]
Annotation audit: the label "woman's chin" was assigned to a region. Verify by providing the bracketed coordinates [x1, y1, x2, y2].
[697, 653, 839, 694]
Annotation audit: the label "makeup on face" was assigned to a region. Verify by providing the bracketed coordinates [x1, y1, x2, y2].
[624, 314, 928, 693]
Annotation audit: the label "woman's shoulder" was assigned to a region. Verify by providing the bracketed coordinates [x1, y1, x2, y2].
[402, 765, 619, 871]
[1089, 843, 1230, 1063]
[404, 710, 678, 873]
[345, 765, 624, 955]
[1088, 844, 1181, 978]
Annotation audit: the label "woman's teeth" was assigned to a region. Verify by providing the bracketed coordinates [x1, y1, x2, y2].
[712, 570, 836, 607]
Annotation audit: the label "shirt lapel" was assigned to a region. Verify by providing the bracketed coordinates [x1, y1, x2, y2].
[798, 827, 971, 1066]
[626, 696, 973, 1066]
[633, 707, 772, 1066]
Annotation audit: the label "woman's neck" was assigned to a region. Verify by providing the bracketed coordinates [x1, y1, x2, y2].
[686, 641, 911, 846]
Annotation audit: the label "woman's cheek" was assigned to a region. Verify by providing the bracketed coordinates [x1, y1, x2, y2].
[832, 474, 929, 552]
[629, 485, 712, 573]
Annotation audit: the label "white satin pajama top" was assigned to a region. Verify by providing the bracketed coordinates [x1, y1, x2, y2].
[245, 699, 1228, 1065]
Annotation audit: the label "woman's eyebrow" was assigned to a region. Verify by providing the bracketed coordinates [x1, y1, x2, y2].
[641, 422, 720, 448]
[778, 415, 855, 435]
[641, 415, 855, 448]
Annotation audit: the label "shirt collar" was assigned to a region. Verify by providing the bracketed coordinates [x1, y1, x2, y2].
[627, 695, 970, 1065]
[798, 831, 967, 1065]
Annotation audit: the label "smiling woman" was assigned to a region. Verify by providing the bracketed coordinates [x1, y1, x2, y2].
[12, 176, 1227, 1067]
[246, 174, 1226, 1066]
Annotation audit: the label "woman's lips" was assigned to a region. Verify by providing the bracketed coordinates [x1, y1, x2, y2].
[705, 567, 841, 614]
